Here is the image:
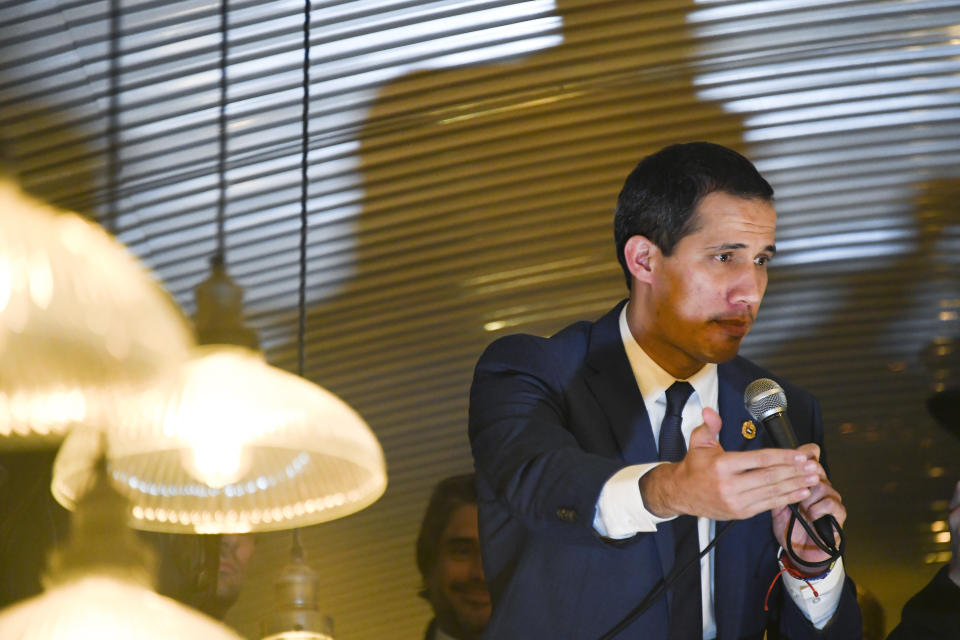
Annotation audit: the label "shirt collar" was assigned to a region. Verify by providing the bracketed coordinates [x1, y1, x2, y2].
[618, 302, 717, 409]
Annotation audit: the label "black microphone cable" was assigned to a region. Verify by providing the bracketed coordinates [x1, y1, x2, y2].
[595, 505, 844, 640]
[595, 521, 734, 640]
[743, 378, 846, 571]
[782, 507, 844, 570]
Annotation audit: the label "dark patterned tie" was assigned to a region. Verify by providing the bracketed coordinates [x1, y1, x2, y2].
[658, 381, 701, 640]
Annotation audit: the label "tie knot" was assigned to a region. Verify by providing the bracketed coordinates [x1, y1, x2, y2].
[665, 381, 694, 418]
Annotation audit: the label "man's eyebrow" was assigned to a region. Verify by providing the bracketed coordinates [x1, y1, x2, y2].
[706, 242, 777, 255]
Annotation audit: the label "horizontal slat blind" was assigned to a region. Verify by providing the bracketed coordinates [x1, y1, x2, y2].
[1, 0, 959, 636]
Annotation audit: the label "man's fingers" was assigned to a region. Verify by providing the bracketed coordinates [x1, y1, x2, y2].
[735, 472, 816, 515]
[798, 481, 846, 528]
[796, 442, 821, 462]
[711, 452, 825, 519]
[689, 408, 723, 450]
[748, 486, 814, 517]
[720, 447, 809, 473]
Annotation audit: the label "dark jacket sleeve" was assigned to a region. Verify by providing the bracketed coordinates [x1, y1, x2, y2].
[887, 566, 960, 640]
[468, 333, 623, 542]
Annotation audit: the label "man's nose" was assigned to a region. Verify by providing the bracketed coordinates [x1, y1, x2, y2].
[468, 550, 486, 580]
[732, 264, 765, 308]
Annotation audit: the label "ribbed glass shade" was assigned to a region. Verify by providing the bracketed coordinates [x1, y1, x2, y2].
[52, 346, 388, 533]
[0, 574, 245, 640]
[0, 441, 243, 640]
[0, 179, 192, 446]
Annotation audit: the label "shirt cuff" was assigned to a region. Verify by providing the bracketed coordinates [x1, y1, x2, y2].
[593, 463, 674, 539]
[779, 553, 845, 629]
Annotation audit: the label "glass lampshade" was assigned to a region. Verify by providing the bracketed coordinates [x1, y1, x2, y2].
[263, 632, 334, 640]
[0, 179, 193, 446]
[52, 345, 388, 533]
[0, 574, 245, 640]
[0, 450, 243, 640]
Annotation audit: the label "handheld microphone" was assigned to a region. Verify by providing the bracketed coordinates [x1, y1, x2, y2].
[743, 378, 837, 549]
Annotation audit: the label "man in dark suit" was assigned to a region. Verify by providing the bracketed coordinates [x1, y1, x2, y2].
[468, 142, 862, 639]
[887, 480, 960, 639]
[416, 473, 491, 640]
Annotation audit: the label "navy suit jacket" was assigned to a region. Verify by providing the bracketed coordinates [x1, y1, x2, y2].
[469, 301, 861, 639]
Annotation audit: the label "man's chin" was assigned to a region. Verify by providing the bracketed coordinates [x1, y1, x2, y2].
[437, 603, 489, 638]
[702, 335, 746, 363]
[456, 612, 489, 636]
[214, 588, 242, 609]
[452, 599, 489, 624]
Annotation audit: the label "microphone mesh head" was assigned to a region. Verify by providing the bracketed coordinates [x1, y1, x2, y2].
[744, 378, 788, 420]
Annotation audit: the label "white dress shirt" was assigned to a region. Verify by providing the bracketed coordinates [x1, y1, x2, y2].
[591, 305, 844, 639]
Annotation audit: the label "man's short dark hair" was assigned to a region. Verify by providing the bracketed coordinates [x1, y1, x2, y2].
[613, 141, 774, 289]
[416, 473, 477, 591]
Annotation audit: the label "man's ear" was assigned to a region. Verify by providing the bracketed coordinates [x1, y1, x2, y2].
[623, 235, 658, 285]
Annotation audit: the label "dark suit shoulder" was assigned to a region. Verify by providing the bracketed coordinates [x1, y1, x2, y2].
[475, 320, 592, 375]
[475, 301, 623, 378]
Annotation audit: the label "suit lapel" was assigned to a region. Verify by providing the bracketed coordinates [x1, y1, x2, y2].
[714, 360, 763, 640]
[584, 301, 658, 464]
[583, 301, 673, 579]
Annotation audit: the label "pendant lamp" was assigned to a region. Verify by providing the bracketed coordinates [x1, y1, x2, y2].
[0, 453, 243, 640]
[260, 531, 334, 640]
[0, 180, 192, 447]
[263, 8, 338, 637]
[0, 0, 192, 448]
[52, 0, 386, 534]
[52, 343, 387, 533]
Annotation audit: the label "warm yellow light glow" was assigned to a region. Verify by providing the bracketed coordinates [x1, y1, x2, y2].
[935, 531, 952, 544]
[0, 179, 192, 446]
[0, 254, 12, 313]
[0, 574, 243, 639]
[184, 442, 250, 489]
[262, 632, 334, 640]
[162, 349, 312, 487]
[924, 551, 953, 564]
[932, 520, 948, 532]
[51, 346, 388, 534]
[0, 388, 87, 437]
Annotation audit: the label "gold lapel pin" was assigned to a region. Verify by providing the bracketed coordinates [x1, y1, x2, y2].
[741, 420, 757, 440]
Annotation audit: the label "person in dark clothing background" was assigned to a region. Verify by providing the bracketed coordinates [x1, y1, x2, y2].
[886, 479, 960, 639]
[146, 531, 255, 621]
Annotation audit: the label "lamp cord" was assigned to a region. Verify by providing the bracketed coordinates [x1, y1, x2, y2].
[289, 0, 312, 557]
[106, 0, 120, 235]
[216, 0, 228, 261]
[297, 0, 311, 378]
[595, 521, 733, 640]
